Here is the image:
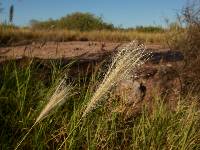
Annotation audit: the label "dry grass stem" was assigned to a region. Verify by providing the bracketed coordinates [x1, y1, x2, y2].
[82, 41, 150, 118]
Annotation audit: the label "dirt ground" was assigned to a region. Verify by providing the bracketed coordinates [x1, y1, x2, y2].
[0, 41, 168, 61]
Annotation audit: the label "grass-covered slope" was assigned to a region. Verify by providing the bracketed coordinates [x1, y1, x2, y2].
[0, 53, 200, 150]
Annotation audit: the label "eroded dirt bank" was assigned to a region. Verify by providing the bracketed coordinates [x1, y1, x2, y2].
[0, 41, 184, 119]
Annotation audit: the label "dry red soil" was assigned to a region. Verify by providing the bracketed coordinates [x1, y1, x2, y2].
[0, 41, 167, 61]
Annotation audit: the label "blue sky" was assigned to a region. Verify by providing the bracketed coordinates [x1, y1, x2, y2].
[1, 0, 187, 27]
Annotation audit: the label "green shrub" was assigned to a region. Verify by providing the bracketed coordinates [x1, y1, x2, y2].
[30, 12, 114, 31]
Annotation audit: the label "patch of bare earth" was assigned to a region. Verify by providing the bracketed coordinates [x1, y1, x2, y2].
[0, 41, 166, 61]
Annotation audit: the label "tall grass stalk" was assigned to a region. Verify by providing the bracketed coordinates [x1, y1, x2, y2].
[82, 41, 150, 118]
[15, 78, 74, 150]
[35, 79, 73, 124]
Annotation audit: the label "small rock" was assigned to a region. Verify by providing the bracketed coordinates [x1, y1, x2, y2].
[116, 80, 146, 105]
[114, 79, 146, 120]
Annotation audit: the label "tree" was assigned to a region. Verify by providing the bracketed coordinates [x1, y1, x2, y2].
[9, 4, 14, 24]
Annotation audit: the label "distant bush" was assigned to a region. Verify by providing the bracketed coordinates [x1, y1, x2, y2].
[30, 12, 114, 31]
[30, 19, 57, 30]
[167, 0, 200, 94]
[134, 26, 165, 32]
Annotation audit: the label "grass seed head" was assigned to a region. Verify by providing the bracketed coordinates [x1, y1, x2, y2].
[82, 41, 150, 118]
[35, 78, 73, 124]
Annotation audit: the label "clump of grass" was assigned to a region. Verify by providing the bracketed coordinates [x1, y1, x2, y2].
[82, 41, 150, 118]
[1, 58, 200, 149]
[0, 26, 166, 46]
[131, 98, 200, 149]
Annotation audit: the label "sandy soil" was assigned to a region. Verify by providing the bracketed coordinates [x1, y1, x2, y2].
[0, 41, 168, 61]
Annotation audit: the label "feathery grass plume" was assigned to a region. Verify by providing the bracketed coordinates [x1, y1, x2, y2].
[15, 78, 73, 150]
[82, 41, 150, 118]
[35, 78, 73, 124]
